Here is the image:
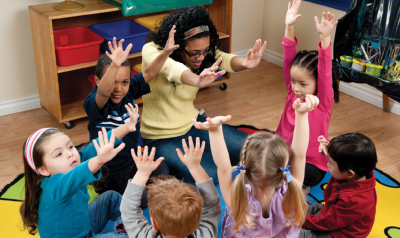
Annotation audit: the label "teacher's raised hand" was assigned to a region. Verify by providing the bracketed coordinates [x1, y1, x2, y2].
[241, 39, 267, 69]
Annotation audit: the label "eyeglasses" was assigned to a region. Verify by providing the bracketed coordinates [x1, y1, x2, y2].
[184, 48, 209, 59]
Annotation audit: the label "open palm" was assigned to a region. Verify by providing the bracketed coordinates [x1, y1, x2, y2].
[315, 12, 338, 37]
[285, 0, 302, 26]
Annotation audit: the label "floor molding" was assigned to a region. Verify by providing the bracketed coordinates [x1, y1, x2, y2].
[261, 49, 400, 116]
[232, 49, 249, 58]
[0, 95, 41, 117]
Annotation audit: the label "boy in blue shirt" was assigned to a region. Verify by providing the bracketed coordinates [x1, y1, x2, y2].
[83, 27, 179, 204]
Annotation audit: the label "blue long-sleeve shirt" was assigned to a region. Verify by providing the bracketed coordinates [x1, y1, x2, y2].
[37, 131, 122, 238]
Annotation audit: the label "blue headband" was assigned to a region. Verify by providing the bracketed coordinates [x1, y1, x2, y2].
[280, 164, 293, 183]
[232, 165, 246, 179]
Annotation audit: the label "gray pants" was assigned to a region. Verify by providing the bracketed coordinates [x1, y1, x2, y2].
[299, 203, 333, 238]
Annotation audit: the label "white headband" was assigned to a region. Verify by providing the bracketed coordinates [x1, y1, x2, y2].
[24, 128, 59, 174]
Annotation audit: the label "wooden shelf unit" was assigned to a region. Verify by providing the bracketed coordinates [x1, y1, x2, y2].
[29, 0, 232, 124]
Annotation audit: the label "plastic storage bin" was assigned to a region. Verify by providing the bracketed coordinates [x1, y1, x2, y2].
[53, 27, 104, 66]
[89, 20, 150, 54]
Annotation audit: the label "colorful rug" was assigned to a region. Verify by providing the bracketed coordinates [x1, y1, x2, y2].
[1, 125, 399, 237]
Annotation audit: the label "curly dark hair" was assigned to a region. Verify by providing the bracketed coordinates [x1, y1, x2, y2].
[292, 50, 340, 102]
[151, 6, 220, 74]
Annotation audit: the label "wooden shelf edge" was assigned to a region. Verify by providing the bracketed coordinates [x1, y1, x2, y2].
[217, 32, 229, 40]
[58, 51, 142, 73]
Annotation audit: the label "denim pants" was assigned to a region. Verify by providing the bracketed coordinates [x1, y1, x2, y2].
[86, 191, 128, 238]
[144, 115, 248, 185]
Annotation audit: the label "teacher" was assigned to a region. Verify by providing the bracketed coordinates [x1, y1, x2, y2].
[141, 5, 266, 184]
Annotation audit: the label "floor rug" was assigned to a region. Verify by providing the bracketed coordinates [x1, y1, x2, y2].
[1, 125, 399, 237]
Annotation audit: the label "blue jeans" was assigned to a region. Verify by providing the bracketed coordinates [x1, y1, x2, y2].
[86, 191, 128, 238]
[144, 115, 248, 185]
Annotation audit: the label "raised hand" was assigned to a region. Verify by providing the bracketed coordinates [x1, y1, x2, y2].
[242, 39, 267, 69]
[286, 0, 302, 26]
[192, 115, 231, 132]
[163, 25, 180, 55]
[105, 37, 133, 67]
[315, 12, 338, 38]
[318, 135, 329, 155]
[196, 57, 226, 88]
[293, 94, 319, 113]
[176, 136, 205, 171]
[93, 127, 125, 164]
[124, 103, 139, 132]
[131, 146, 164, 178]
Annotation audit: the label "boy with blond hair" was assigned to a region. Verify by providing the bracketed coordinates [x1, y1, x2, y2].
[120, 137, 221, 238]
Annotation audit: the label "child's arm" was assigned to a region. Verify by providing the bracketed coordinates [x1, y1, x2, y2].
[176, 136, 209, 184]
[95, 38, 133, 110]
[192, 116, 233, 208]
[113, 103, 139, 140]
[120, 146, 164, 237]
[142, 25, 179, 83]
[285, 0, 301, 42]
[303, 199, 365, 231]
[315, 12, 337, 107]
[290, 95, 320, 187]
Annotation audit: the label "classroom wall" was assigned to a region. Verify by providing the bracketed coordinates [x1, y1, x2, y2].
[231, 0, 264, 54]
[0, 0, 55, 103]
[262, 0, 345, 54]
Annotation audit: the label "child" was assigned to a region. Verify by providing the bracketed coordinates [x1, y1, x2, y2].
[300, 133, 377, 238]
[120, 137, 221, 238]
[83, 26, 179, 196]
[193, 94, 320, 237]
[276, 0, 339, 188]
[20, 104, 139, 237]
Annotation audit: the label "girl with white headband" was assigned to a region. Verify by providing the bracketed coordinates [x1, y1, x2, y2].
[20, 104, 143, 238]
[192, 94, 319, 237]
[141, 5, 267, 185]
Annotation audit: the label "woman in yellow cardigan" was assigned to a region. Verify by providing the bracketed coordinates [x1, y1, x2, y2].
[141, 6, 266, 184]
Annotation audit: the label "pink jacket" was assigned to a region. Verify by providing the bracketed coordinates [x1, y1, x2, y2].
[276, 36, 334, 171]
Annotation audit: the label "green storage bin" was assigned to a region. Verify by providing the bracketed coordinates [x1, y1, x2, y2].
[106, 0, 213, 17]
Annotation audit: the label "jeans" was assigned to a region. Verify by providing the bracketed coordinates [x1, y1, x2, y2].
[86, 191, 128, 238]
[144, 115, 248, 185]
[304, 163, 327, 187]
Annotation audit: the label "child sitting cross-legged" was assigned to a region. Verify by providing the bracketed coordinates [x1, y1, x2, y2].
[120, 137, 221, 238]
[300, 133, 378, 238]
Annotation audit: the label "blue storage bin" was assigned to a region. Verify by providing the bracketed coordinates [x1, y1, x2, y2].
[215, 69, 223, 81]
[89, 20, 150, 54]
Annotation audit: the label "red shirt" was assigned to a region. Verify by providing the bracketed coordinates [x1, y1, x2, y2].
[276, 36, 334, 171]
[303, 172, 377, 238]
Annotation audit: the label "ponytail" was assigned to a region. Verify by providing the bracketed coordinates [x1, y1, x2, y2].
[282, 177, 307, 228]
[230, 171, 255, 232]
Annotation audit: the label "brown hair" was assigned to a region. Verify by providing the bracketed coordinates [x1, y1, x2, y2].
[147, 175, 203, 237]
[230, 132, 307, 232]
[20, 129, 63, 235]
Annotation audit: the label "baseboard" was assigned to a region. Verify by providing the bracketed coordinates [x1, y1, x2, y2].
[232, 49, 249, 58]
[0, 95, 41, 117]
[261, 49, 400, 116]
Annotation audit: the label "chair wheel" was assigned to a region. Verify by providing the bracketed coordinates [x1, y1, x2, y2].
[64, 121, 74, 129]
[219, 83, 227, 91]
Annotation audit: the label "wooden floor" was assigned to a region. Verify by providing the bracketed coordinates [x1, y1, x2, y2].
[1, 60, 400, 190]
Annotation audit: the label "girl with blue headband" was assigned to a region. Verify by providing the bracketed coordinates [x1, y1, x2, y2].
[192, 94, 319, 237]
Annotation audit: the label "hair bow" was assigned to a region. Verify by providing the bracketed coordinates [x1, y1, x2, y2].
[280, 164, 293, 183]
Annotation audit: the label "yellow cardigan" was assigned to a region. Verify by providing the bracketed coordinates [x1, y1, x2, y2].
[140, 42, 236, 139]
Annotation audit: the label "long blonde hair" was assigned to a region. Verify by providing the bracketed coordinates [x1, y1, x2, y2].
[230, 132, 307, 232]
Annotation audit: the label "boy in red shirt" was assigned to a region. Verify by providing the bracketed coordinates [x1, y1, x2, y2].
[300, 133, 377, 238]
